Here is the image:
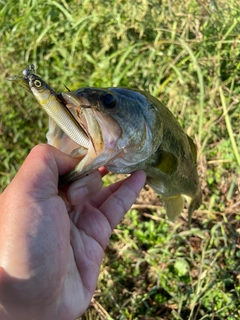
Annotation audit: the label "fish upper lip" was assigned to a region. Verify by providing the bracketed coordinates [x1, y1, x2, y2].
[61, 92, 92, 108]
[61, 91, 105, 153]
[60, 91, 92, 136]
[61, 91, 122, 153]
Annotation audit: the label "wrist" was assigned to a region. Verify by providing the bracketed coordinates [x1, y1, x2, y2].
[0, 266, 57, 320]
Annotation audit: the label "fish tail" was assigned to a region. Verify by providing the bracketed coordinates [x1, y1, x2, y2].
[186, 188, 202, 226]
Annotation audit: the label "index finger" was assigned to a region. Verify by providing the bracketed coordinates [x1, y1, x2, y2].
[98, 170, 146, 229]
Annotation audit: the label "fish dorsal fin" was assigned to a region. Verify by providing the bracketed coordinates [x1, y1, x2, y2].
[155, 150, 178, 174]
[162, 195, 184, 221]
[187, 135, 197, 163]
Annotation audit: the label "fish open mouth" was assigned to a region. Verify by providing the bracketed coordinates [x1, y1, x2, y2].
[60, 92, 103, 155]
[56, 90, 123, 184]
[60, 91, 122, 157]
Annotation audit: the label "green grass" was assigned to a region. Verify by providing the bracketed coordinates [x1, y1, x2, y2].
[0, 0, 240, 319]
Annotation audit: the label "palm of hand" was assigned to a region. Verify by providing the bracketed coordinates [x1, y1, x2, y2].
[0, 145, 146, 320]
[56, 172, 139, 319]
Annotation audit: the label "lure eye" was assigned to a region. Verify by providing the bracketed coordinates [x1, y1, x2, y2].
[100, 93, 116, 109]
[34, 79, 42, 88]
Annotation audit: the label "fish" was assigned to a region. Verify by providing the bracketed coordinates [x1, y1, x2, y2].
[7, 66, 202, 223]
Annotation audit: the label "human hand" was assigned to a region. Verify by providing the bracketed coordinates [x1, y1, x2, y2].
[0, 144, 146, 320]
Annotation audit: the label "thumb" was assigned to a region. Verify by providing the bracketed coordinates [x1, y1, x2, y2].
[3, 144, 81, 201]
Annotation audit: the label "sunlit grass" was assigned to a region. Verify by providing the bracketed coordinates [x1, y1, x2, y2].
[0, 0, 240, 319]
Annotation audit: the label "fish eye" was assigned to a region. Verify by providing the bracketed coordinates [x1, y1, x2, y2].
[100, 93, 116, 109]
[34, 79, 42, 88]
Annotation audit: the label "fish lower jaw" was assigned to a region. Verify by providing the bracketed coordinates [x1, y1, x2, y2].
[61, 147, 123, 183]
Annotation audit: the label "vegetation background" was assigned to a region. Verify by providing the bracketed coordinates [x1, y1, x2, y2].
[0, 0, 239, 319]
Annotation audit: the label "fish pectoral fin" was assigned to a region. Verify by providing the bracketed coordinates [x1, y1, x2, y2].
[162, 195, 184, 222]
[186, 135, 197, 164]
[163, 189, 202, 224]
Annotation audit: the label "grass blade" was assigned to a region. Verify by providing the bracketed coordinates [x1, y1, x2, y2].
[219, 85, 240, 166]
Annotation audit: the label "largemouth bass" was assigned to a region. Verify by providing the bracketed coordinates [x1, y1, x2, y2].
[8, 66, 202, 222]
